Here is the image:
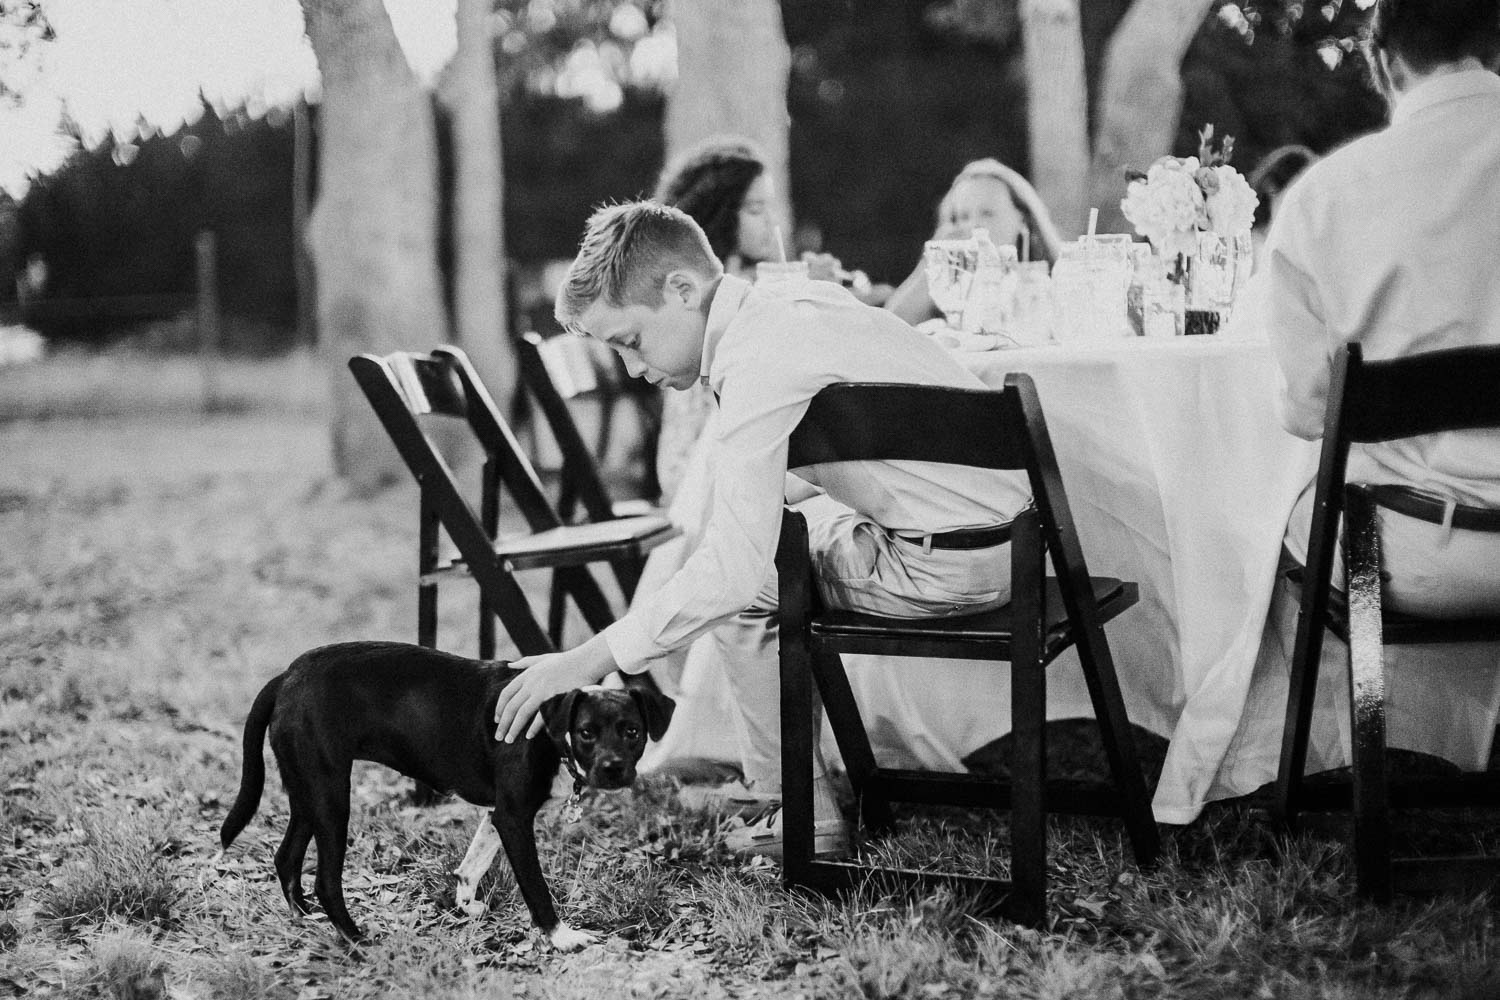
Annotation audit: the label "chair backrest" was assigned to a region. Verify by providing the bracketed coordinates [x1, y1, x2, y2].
[787, 377, 1103, 630]
[516, 331, 617, 524]
[1298, 342, 1500, 649]
[1336, 342, 1500, 443]
[1312, 342, 1500, 527]
[349, 346, 564, 534]
[788, 382, 1029, 471]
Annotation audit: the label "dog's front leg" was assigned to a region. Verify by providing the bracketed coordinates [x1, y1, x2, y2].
[489, 804, 596, 952]
[453, 817, 502, 917]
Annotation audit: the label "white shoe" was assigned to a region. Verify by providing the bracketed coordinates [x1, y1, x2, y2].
[676, 780, 782, 819]
[723, 808, 850, 862]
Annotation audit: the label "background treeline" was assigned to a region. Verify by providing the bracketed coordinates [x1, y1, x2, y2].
[4, 0, 1383, 350]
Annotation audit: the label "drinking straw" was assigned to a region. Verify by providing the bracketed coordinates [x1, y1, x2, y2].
[773, 225, 788, 263]
[1087, 207, 1099, 239]
[1020, 230, 1030, 263]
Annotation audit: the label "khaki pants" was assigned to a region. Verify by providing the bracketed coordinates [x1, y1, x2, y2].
[713, 494, 1012, 788]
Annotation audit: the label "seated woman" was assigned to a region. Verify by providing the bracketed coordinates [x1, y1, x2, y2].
[885, 158, 1064, 327]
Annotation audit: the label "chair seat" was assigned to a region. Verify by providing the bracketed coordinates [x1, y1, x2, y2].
[1284, 566, 1500, 645]
[497, 514, 678, 570]
[421, 515, 677, 582]
[812, 578, 1135, 660]
[610, 498, 663, 519]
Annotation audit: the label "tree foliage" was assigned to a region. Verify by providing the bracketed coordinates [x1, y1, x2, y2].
[0, 1, 52, 101]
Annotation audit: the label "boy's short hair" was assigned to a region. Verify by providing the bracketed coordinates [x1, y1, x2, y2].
[1372, 0, 1500, 72]
[556, 201, 723, 333]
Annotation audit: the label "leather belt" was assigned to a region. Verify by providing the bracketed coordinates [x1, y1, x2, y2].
[1367, 484, 1500, 534]
[889, 522, 1013, 550]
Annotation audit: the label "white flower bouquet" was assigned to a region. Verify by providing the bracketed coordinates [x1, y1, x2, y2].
[1120, 126, 1259, 330]
[1120, 125, 1259, 259]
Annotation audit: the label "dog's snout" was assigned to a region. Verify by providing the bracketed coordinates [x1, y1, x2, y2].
[592, 756, 631, 787]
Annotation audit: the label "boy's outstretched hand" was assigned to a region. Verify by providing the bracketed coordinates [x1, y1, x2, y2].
[493, 634, 618, 743]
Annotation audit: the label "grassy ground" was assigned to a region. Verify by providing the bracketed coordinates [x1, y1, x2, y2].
[2, 346, 1499, 998]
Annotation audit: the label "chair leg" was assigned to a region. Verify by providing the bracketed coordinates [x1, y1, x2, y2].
[612, 555, 645, 604]
[1072, 619, 1160, 867]
[478, 596, 496, 660]
[1345, 489, 1393, 903]
[1010, 656, 1046, 928]
[546, 573, 567, 649]
[1076, 645, 1161, 866]
[779, 608, 817, 887]
[418, 493, 440, 650]
[557, 565, 617, 637]
[810, 648, 893, 833]
[1275, 585, 1331, 830]
[418, 583, 437, 649]
[1009, 512, 1046, 926]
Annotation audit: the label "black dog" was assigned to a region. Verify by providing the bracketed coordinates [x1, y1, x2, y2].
[218, 640, 673, 949]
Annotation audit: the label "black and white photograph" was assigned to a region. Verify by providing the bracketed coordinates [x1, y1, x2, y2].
[3, 0, 1500, 996]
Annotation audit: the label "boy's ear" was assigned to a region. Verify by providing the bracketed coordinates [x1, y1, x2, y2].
[663, 269, 705, 309]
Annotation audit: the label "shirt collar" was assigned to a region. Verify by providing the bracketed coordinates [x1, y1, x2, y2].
[1392, 68, 1500, 126]
[700, 272, 751, 383]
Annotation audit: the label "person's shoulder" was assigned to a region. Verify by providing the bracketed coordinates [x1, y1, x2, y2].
[1272, 126, 1390, 226]
[1287, 131, 1376, 194]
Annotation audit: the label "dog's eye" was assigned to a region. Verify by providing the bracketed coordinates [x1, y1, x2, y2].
[624, 726, 641, 740]
[578, 727, 597, 741]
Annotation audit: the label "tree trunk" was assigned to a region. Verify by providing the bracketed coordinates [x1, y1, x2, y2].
[301, 0, 447, 494]
[1019, 0, 1091, 239]
[439, 0, 514, 417]
[1085, 0, 1215, 235]
[664, 0, 792, 230]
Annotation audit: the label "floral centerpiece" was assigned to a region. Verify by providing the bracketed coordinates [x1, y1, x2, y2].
[1120, 126, 1259, 332]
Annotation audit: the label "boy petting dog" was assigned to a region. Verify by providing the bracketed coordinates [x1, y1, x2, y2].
[494, 203, 1027, 859]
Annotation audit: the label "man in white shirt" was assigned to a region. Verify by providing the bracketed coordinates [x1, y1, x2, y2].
[1260, 0, 1500, 615]
[494, 201, 1030, 856]
[1237, 0, 1500, 779]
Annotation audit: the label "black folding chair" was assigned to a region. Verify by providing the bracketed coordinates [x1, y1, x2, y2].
[348, 346, 678, 659]
[776, 378, 1161, 927]
[1274, 342, 1500, 902]
[516, 331, 667, 645]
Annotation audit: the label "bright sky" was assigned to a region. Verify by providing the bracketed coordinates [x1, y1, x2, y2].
[0, 0, 460, 200]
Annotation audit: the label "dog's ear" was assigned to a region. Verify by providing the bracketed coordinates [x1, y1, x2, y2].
[628, 688, 676, 742]
[539, 690, 580, 753]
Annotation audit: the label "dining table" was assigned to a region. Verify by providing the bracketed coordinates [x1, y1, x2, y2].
[638, 331, 1325, 823]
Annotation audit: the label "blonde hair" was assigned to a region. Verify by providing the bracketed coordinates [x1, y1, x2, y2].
[555, 201, 723, 334]
[939, 158, 1065, 264]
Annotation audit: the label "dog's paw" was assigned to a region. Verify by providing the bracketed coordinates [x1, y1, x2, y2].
[456, 894, 487, 919]
[547, 922, 597, 952]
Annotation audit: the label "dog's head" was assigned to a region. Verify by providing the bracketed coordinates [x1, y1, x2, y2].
[539, 685, 675, 790]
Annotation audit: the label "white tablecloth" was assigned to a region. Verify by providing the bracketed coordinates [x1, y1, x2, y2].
[643, 335, 1325, 823]
[641, 333, 1500, 823]
[961, 337, 1319, 821]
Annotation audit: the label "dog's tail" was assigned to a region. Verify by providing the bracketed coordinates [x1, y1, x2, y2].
[219, 673, 283, 850]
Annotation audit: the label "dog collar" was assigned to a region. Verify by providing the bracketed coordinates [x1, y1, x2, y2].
[562, 734, 588, 799]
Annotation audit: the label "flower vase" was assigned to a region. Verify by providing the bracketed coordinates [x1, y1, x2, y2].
[1181, 230, 1252, 335]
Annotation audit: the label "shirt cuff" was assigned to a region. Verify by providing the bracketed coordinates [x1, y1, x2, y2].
[601, 615, 663, 675]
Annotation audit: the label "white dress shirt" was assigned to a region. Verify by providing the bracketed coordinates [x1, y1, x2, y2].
[1256, 68, 1500, 506]
[602, 273, 1032, 673]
